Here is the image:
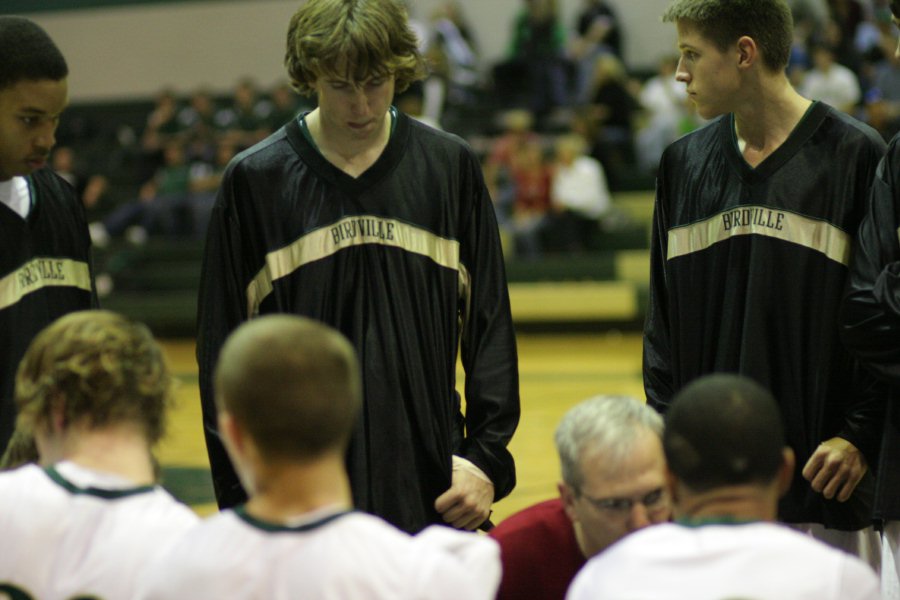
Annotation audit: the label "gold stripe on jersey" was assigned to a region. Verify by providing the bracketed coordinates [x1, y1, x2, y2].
[247, 216, 461, 316]
[667, 205, 850, 266]
[0, 257, 92, 311]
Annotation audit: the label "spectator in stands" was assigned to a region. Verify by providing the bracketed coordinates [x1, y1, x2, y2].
[177, 86, 221, 161]
[800, 41, 863, 113]
[864, 21, 900, 139]
[569, 0, 623, 104]
[90, 139, 192, 245]
[426, 0, 482, 116]
[483, 109, 541, 227]
[507, 0, 569, 120]
[817, 15, 864, 74]
[138, 314, 501, 600]
[140, 87, 182, 156]
[788, 9, 817, 86]
[507, 136, 551, 258]
[51, 145, 112, 220]
[829, 0, 867, 60]
[263, 81, 305, 132]
[586, 53, 640, 175]
[0, 310, 199, 599]
[635, 55, 691, 174]
[489, 395, 670, 600]
[568, 374, 880, 600]
[545, 132, 612, 253]
[215, 78, 271, 147]
[186, 140, 237, 238]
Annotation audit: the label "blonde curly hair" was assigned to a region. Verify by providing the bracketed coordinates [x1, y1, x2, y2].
[14, 310, 172, 445]
[284, 0, 427, 96]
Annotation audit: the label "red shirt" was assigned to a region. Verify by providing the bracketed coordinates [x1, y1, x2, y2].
[489, 498, 586, 600]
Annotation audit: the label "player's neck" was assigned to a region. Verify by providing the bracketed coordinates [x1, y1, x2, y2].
[305, 108, 391, 178]
[733, 75, 812, 168]
[243, 453, 353, 523]
[675, 483, 779, 523]
[48, 424, 157, 486]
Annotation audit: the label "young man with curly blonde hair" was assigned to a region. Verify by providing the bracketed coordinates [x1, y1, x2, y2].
[196, 0, 519, 534]
[0, 310, 197, 599]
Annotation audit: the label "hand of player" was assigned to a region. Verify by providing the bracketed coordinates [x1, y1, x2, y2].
[801, 437, 867, 503]
[434, 465, 494, 531]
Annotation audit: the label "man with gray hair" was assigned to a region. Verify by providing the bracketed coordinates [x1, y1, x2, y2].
[489, 395, 670, 600]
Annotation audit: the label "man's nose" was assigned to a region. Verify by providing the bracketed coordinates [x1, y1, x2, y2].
[627, 502, 652, 530]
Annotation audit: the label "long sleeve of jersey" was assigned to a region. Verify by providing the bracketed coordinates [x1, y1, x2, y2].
[457, 168, 519, 500]
[842, 137, 900, 381]
[642, 173, 675, 413]
[195, 175, 252, 509]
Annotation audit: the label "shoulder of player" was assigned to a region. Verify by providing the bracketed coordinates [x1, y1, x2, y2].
[223, 127, 292, 178]
[817, 103, 887, 155]
[658, 116, 725, 169]
[400, 112, 479, 163]
[30, 168, 79, 204]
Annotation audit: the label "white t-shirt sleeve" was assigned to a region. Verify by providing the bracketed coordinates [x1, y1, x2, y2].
[412, 526, 501, 600]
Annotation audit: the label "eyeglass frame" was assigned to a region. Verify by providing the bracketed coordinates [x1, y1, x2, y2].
[574, 486, 669, 515]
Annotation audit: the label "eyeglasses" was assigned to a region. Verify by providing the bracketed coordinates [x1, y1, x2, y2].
[577, 487, 669, 515]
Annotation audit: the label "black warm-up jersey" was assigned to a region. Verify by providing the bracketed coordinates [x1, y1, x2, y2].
[644, 102, 887, 529]
[196, 112, 520, 533]
[842, 134, 900, 520]
[0, 170, 97, 452]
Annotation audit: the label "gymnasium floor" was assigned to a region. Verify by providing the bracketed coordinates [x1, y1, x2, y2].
[155, 330, 644, 522]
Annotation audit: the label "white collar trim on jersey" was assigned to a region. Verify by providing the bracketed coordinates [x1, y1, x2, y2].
[0, 176, 31, 219]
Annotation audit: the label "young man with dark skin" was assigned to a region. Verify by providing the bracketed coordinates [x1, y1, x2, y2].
[0, 16, 97, 458]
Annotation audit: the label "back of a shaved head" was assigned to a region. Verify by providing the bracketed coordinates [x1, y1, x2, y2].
[664, 373, 785, 493]
[214, 315, 361, 461]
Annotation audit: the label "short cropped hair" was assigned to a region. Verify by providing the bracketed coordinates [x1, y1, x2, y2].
[662, 0, 793, 73]
[0, 16, 68, 90]
[284, 0, 427, 96]
[665, 374, 784, 493]
[214, 315, 362, 461]
[15, 311, 172, 445]
[555, 395, 664, 491]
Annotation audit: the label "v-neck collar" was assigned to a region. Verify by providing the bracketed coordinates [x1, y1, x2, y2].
[287, 108, 408, 196]
[723, 101, 826, 183]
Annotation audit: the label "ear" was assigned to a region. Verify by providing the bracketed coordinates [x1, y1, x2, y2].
[736, 35, 758, 69]
[777, 447, 796, 497]
[47, 394, 68, 435]
[218, 411, 244, 461]
[558, 481, 579, 523]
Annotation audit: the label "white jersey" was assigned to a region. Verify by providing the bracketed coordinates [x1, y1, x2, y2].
[0, 461, 199, 600]
[137, 506, 501, 600]
[567, 521, 881, 600]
